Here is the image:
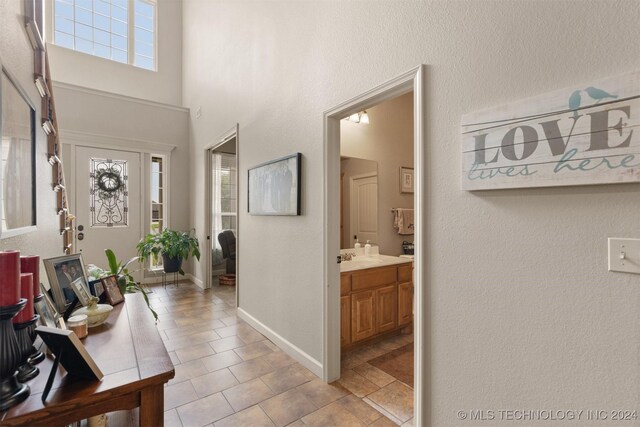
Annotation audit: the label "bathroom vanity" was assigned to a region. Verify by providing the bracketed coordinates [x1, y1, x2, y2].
[340, 255, 413, 350]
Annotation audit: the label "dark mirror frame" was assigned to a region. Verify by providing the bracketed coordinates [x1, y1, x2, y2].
[0, 60, 38, 238]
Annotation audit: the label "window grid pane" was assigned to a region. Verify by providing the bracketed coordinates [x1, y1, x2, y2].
[53, 0, 155, 70]
[150, 156, 165, 270]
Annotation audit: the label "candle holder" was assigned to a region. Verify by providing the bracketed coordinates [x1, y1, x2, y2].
[0, 299, 30, 412]
[14, 316, 40, 383]
[28, 294, 45, 365]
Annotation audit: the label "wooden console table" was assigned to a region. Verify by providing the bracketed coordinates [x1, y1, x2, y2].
[0, 293, 174, 426]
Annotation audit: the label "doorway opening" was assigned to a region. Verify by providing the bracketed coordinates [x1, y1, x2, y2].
[205, 125, 239, 307]
[324, 66, 426, 425]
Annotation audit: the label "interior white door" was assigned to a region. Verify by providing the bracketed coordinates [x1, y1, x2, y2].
[350, 174, 378, 247]
[74, 146, 142, 271]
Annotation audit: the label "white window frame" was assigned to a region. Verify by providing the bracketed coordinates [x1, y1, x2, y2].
[149, 153, 168, 271]
[47, 0, 158, 71]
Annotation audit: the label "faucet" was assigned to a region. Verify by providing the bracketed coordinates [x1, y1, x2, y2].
[339, 252, 356, 261]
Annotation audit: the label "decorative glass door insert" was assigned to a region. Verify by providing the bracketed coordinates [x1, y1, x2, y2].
[89, 158, 128, 227]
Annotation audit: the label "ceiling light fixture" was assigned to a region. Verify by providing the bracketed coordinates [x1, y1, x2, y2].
[344, 110, 370, 124]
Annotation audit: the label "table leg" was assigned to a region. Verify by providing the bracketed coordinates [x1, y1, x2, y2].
[139, 384, 164, 427]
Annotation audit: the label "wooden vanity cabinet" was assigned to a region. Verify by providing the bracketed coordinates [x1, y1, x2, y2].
[341, 261, 412, 349]
[351, 290, 376, 342]
[397, 264, 414, 326]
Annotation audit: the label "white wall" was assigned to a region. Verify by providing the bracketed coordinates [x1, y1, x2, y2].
[182, 1, 640, 424]
[0, 0, 63, 288]
[53, 83, 191, 270]
[47, 0, 183, 106]
[341, 92, 414, 255]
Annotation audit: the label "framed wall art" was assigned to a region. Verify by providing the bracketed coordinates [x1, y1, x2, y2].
[400, 166, 414, 193]
[248, 153, 301, 215]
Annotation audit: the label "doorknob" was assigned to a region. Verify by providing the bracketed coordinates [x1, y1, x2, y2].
[77, 232, 84, 241]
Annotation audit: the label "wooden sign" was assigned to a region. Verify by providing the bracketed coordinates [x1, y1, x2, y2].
[461, 71, 640, 190]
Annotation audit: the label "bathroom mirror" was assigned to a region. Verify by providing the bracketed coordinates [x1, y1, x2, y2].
[0, 66, 37, 238]
[340, 157, 378, 249]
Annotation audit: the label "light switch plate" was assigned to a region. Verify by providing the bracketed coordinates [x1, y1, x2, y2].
[608, 238, 640, 274]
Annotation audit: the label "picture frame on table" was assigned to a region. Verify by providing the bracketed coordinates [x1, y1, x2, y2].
[43, 254, 90, 312]
[101, 275, 124, 305]
[35, 285, 59, 329]
[400, 166, 414, 193]
[89, 279, 107, 303]
[71, 277, 93, 306]
[248, 153, 302, 216]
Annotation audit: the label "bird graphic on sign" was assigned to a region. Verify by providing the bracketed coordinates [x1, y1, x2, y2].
[568, 86, 618, 118]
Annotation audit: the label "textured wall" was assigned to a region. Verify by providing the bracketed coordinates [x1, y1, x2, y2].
[182, 1, 640, 424]
[0, 0, 64, 288]
[47, 0, 183, 105]
[53, 84, 191, 265]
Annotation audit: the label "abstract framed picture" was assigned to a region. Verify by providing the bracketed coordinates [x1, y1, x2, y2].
[248, 153, 301, 216]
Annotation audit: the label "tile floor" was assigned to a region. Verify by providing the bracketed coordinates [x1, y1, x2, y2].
[146, 280, 414, 426]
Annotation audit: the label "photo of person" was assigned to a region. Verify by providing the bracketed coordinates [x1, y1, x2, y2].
[44, 254, 90, 312]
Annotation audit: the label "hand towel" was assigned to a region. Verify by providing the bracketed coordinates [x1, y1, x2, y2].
[394, 209, 414, 235]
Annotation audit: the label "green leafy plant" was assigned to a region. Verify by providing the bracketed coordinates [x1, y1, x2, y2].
[87, 249, 158, 321]
[136, 229, 201, 275]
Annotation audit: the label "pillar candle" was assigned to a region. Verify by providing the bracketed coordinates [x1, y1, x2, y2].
[13, 273, 33, 324]
[0, 250, 21, 306]
[20, 255, 41, 297]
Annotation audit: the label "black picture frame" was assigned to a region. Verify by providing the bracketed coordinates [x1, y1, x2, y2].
[248, 153, 301, 216]
[35, 326, 103, 381]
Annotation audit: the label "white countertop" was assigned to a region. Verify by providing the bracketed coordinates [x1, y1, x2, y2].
[340, 254, 413, 273]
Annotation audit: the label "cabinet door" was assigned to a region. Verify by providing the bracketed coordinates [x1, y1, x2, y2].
[376, 285, 397, 333]
[351, 290, 376, 342]
[340, 295, 351, 347]
[398, 282, 413, 325]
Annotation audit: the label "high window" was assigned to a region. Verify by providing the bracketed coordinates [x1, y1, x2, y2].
[53, 0, 156, 70]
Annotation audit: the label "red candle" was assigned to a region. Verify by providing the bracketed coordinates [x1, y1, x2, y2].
[0, 250, 21, 306]
[20, 255, 41, 297]
[13, 273, 34, 324]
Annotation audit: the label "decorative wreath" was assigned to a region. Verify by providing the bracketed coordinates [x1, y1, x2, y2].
[96, 170, 123, 194]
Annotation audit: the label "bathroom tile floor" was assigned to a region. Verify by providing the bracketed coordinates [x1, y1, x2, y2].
[143, 280, 414, 426]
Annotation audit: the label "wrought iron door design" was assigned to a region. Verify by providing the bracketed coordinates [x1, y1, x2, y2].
[89, 158, 128, 227]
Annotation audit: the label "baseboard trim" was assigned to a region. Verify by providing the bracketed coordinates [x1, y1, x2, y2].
[187, 274, 204, 289]
[237, 308, 323, 378]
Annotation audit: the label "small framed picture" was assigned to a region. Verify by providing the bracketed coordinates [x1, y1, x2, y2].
[88, 279, 107, 303]
[35, 285, 60, 329]
[43, 254, 90, 312]
[101, 275, 124, 305]
[71, 277, 93, 306]
[400, 166, 414, 193]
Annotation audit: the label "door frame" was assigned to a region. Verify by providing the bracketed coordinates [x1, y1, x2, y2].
[323, 65, 427, 425]
[204, 124, 240, 306]
[348, 171, 378, 248]
[60, 131, 175, 283]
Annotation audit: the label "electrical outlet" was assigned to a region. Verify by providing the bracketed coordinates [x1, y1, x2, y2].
[608, 238, 640, 274]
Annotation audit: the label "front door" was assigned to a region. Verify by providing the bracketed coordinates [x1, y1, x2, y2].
[74, 146, 142, 273]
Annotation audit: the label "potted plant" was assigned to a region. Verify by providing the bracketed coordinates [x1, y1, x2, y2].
[136, 229, 201, 275]
[86, 249, 158, 321]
